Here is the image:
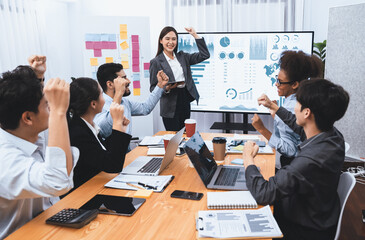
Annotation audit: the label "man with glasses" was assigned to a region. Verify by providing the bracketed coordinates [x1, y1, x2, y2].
[94, 63, 169, 139]
[251, 51, 323, 168]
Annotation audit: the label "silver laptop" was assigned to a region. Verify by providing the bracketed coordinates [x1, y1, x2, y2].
[121, 127, 185, 176]
[183, 131, 247, 190]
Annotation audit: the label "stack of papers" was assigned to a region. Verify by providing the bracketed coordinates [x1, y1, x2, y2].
[139, 136, 163, 146]
[196, 205, 282, 238]
[147, 148, 180, 156]
[105, 174, 174, 192]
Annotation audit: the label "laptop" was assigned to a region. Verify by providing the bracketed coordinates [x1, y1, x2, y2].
[121, 127, 185, 176]
[183, 132, 247, 190]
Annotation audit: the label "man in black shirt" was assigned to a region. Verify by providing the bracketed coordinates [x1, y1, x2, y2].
[243, 79, 350, 240]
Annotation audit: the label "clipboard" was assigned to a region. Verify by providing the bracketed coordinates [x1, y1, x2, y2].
[195, 206, 283, 239]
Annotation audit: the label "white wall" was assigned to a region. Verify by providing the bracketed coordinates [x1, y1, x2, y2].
[40, 0, 365, 138]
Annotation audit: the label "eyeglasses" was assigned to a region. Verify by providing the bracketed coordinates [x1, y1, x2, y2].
[275, 75, 295, 86]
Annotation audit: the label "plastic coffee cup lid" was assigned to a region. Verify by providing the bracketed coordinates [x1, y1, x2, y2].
[212, 137, 227, 143]
[163, 134, 174, 140]
[184, 119, 196, 124]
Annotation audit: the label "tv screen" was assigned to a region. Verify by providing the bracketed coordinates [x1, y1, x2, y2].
[178, 31, 314, 114]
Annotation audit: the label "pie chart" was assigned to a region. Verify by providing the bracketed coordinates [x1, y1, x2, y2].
[220, 37, 230, 47]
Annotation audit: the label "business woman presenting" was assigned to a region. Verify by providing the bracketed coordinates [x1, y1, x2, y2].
[149, 26, 210, 131]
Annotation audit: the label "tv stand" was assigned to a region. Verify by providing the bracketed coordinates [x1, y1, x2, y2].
[210, 113, 255, 134]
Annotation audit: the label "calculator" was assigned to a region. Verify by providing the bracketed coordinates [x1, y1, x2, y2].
[46, 208, 98, 228]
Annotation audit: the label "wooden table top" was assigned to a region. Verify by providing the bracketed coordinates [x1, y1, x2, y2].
[7, 132, 275, 240]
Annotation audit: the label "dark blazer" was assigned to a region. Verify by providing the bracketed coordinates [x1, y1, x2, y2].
[69, 116, 131, 190]
[149, 38, 210, 118]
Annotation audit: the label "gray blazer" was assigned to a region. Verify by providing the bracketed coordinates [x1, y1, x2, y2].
[149, 38, 210, 118]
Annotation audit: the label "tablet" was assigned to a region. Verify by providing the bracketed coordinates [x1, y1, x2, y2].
[80, 194, 145, 216]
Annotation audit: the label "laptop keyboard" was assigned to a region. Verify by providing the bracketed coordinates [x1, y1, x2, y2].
[214, 168, 240, 186]
[138, 157, 163, 173]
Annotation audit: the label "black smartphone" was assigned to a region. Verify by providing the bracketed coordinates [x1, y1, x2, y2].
[362, 210, 365, 223]
[171, 190, 203, 200]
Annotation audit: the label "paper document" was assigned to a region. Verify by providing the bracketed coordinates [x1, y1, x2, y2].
[147, 147, 180, 156]
[232, 134, 261, 141]
[104, 174, 174, 192]
[139, 136, 163, 146]
[196, 205, 282, 238]
[228, 144, 274, 154]
[205, 139, 273, 154]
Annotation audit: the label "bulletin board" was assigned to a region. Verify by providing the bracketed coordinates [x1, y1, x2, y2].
[327, 4, 365, 159]
[82, 16, 154, 137]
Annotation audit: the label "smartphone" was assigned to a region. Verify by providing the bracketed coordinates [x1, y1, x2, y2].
[171, 190, 203, 201]
[362, 210, 365, 223]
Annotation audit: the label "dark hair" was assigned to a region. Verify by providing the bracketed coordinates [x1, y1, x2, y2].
[296, 79, 350, 132]
[279, 50, 323, 84]
[68, 77, 100, 119]
[156, 26, 179, 57]
[0, 66, 43, 130]
[96, 63, 123, 92]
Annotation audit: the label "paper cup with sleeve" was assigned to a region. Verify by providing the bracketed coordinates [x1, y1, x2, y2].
[212, 137, 227, 164]
[184, 119, 196, 138]
[163, 134, 175, 150]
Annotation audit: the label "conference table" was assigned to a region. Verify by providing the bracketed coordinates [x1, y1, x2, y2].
[7, 132, 275, 240]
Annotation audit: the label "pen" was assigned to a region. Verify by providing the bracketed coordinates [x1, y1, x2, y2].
[114, 180, 145, 190]
[126, 182, 145, 190]
[138, 182, 157, 190]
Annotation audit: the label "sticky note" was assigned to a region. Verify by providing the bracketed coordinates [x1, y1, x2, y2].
[144, 62, 150, 70]
[108, 34, 116, 42]
[105, 57, 113, 63]
[101, 41, 109, 49]
[94, 42, 102, 49]
[131, 35, 139, 43]
[144, 71, 150, 78]
[85, 41, 94, 49]
[90, 58, 98, 66]
[133, 81, 141, 88]
[94, 49, 102, 57]
[85, 33, 100, 41]
[132, 64, 140, 72]
[101, 34, 109, 41]
[133, 88, 141, 96]
[132, 43, 139, 49]
[133, 189, 153, 199]
[120, 32, 128, 40]
[120, 41, 129, 50]
[133, 73, 140, 81]
[119, 24, 127, 32]
[121, 54, 129, 61]
[108, 42, 117, 49]
[132, 50, 139, 58]
[121, 61, 129, 69]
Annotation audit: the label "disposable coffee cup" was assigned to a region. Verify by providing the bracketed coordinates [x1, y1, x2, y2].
[184, 119, 196, 138]
[163, 134, 174, 150]
[212, 137, 227, 163]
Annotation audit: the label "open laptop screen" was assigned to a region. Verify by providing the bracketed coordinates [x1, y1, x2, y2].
[184, 132, 217, 184]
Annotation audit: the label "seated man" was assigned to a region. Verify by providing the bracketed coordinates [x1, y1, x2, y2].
[0, 66, 78, 238]
[243, 79, 349, 240]
[94, 63, 169, 138]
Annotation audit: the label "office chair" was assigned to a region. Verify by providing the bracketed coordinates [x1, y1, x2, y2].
[334, 172, 356, 240]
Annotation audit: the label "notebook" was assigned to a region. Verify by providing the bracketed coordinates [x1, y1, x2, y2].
[207, 191, 257, 209]
[121, 127, 184, 176]
[183, 132, 247, 190]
